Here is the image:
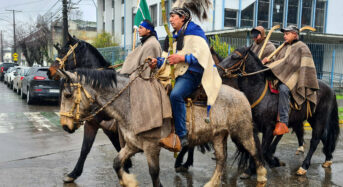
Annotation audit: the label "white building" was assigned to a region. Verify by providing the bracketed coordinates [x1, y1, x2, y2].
[97, 0, 343, 48]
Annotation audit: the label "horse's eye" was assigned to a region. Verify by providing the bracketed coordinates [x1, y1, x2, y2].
[231, 53, 240, 60]
[64, 93, 72, 98]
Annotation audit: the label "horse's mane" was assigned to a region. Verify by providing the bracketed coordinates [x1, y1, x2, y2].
[82, 41, 111, 67]
[76, 68, 117, 89]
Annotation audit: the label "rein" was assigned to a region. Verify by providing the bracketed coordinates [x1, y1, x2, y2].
[81, 63, 150, 121]
[56, 42, 79, 70]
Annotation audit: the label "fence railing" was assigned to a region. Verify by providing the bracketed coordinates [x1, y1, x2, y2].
[97, 36, 343, 91]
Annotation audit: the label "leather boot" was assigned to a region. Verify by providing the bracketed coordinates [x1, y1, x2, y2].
[273, 122, 289, 136]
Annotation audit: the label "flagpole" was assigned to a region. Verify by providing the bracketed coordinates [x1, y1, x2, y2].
[132, 0, 140, 51]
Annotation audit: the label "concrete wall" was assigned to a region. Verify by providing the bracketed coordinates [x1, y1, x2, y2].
[326, 0, 343, 35]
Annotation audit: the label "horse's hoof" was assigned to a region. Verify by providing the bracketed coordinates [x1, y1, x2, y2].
[296, 167, 307, 176]
[256, 181, 267, 187]
[239, 172, 251, 179]
[175, 166, 188, 173]
[63, 175, 75, 183]
[322, 161, 333, 168]
[296, 146, 305, 155]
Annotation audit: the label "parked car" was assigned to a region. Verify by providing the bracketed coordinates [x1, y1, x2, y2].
[5, 66, 21, 88]
[0, 63, 17, 81]
[4, 67, 16, 85]
[12, 67, 30, 94]
[21, 67, 60, 104]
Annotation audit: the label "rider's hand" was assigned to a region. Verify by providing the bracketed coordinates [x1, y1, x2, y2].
[167, 54, 185, 65]
[262, 57, 270, 64]
[149, 58, 157, 68]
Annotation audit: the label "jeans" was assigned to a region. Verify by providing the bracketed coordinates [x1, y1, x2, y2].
[278, 83, 290, 125]
[170, 71, 202, 138]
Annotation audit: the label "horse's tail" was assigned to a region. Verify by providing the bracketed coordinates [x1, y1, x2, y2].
[322, 94, 340, 159]
[232, 128, 263, 169]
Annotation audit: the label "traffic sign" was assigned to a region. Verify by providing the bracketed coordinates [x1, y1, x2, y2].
[13, 53, 18, 62]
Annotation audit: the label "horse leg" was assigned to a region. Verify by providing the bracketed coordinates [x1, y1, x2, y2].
[174, 146, 188, 172]
[145, 145, 162, 187]
[102, 128, 132, 172]
[268, 135, 286, 167]
[262, 127, 280, 168]
[238, 130, 267, 183]
[296, 125, 323, 175]
[63, 122, 98, 183]
[113, 145, 139, 187]
[294, 124, 305, 155]
[182, 147, 194, 170]
[204, 134, 227, 187]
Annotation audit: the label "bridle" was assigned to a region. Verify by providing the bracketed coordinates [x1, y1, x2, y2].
[218, 50, 270, 78]
[60, 82, 94, 122]
[55, 42, 79, 70]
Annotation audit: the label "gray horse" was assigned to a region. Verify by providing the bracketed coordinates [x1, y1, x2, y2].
[57, 68, 267, 187]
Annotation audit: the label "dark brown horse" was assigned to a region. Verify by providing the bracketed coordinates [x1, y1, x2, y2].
[218, 46, 340, 176]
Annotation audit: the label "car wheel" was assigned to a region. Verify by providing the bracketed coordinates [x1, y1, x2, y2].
[21, 88, 26, 99]
[12, 83, 16, 92]
[17, 87, 20, 95]
[27, 89, 35, 104]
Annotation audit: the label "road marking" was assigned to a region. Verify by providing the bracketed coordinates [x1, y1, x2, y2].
[23, 112, 59, 132]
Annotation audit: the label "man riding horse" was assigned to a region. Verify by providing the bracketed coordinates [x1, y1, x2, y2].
[262, 25, 319, 136]
[251, 26, 276, 59]
[150, 7, 222, 147]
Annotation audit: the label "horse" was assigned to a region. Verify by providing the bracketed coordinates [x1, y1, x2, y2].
[217, 46, 340, 176]
[56, 68, 267, 186]
[48, 34, 132, 183]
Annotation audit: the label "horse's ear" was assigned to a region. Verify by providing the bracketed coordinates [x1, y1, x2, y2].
[54, 43, 61, 53]
[67, 33, 74, 42]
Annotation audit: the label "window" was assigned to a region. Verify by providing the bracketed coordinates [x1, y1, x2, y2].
[315, 0, 327, 33]
[150, 4, 157, 26]
[159, 1, 169, 26]
[241, 2, 254, 27]
[121, 17, 124, 34]
[224, 9, 237, 27]
[301, 0, 312, 27]
[273, 0, 284, 26]
[258, 0, 269, 28]
[287, 0, 298, 26]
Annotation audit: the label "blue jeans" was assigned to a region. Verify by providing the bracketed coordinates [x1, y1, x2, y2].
[278, 83, 290, 125]
[170, 71, 202, 138]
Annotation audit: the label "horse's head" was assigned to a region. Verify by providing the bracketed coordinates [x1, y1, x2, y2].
[48, 34, 80, 80]
[56, 70, 96, 133]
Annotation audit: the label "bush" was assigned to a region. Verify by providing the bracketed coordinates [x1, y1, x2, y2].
[209, 35, 235, 59]
[92, 32, 119, 48]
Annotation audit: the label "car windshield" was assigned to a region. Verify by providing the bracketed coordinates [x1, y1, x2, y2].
[36, 69, 48, 77]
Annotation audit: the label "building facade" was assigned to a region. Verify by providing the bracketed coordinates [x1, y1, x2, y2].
[97, 0, 343, 48]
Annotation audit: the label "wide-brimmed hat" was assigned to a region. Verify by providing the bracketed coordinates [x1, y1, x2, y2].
[251, 26, 266, 38]
[281, 25, 299, 34]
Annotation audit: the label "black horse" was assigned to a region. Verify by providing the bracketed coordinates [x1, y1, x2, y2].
[217, 46, 339, 176]
[48, 34, 131, 182]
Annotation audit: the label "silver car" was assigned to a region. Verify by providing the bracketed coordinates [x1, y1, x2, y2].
[12, 67, 30, 94]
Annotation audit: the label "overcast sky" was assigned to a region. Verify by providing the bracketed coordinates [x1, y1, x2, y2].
[0, 0, 97, 45]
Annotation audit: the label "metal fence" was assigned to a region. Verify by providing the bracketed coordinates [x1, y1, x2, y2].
[96, 36, 343, 91]
[97, 46, 129, 65]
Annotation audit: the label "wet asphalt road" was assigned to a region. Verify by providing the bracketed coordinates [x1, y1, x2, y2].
[0, 82, 342, 187]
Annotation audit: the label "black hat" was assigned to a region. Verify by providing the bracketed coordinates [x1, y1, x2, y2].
[281, 25, 299, 34]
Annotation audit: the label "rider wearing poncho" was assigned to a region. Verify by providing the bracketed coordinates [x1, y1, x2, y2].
[251, 26, 276, 60]
[262, 25, 319, 136]
[121, 20, 172, 135]
[150, 8, 222, 147]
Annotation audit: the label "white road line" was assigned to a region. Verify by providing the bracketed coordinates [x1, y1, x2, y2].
[23, 112, 56, 132]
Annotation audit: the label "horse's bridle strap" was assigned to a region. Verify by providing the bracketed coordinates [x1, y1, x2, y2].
[251, 80, 268, 109]
[57, 42, 79, 70]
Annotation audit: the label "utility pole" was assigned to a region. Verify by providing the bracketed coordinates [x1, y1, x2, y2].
[62, 0, 68, 46]
[6, 10, 21, 54]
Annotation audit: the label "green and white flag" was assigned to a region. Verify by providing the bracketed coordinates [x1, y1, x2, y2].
[133, 0, 151, 28]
